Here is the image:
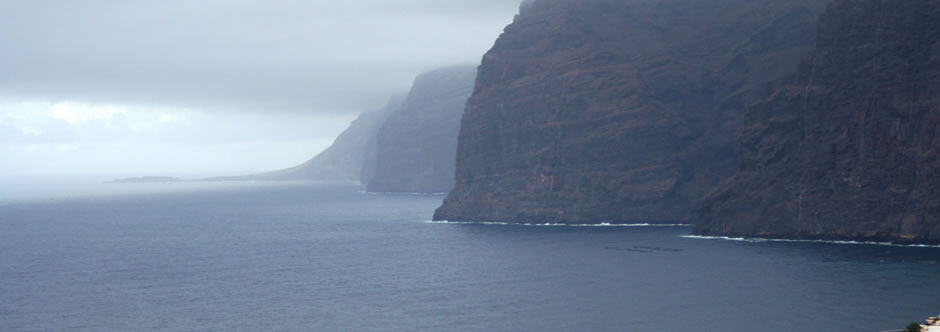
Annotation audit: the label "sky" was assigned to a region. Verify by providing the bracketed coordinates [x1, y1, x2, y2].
[0, 0, 522, 176]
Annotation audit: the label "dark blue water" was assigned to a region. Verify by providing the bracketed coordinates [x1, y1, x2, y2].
[1, 181, 938, 331]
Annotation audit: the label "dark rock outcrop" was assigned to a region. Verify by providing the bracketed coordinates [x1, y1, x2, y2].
[367, 66, 477, 193]
[696, 0, 940, 244]
[434, 0, 826, 223]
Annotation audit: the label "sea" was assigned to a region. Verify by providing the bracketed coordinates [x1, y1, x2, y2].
[1, 178, 938, 331]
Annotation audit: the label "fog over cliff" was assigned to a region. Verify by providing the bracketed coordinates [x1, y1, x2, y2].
[0, 0, 521, 176]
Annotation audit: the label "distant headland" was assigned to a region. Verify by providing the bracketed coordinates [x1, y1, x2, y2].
[108, 176, 184, 184]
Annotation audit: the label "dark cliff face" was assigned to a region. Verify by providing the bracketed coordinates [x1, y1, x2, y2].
[696, 0, 940, 244]
[434, 0, 826, 223]
[367, 66, 477, 193]
[245, 96, 403, 182]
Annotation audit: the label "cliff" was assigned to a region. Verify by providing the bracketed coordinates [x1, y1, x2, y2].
[434, 0, 826, 223]
[695, 0, 940, 244]
[367, 65, 477, 193]
[217, 96, 404, 182]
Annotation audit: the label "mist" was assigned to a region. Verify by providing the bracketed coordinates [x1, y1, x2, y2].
[0, 0, 522, 176]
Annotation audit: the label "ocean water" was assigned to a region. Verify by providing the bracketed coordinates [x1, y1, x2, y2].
[1, 180, 938, 331]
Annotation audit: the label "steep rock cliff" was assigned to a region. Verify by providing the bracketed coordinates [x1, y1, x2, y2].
[696, 0, 940, 244]
[434, 0, 826, 223]
[367, 65, 477, 193]
[228, 96, 404, 182]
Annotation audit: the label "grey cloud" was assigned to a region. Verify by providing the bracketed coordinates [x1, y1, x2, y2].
[0, 0, 522, 113]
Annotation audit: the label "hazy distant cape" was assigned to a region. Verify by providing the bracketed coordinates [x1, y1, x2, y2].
[218, 65, 476, 194]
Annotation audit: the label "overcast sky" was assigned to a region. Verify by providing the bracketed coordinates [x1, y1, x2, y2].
[0, 0, 521, 176]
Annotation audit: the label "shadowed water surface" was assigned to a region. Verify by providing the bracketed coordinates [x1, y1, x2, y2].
[1, 181, 938, 331]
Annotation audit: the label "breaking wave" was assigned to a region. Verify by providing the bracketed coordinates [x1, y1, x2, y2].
[426, 220, 693, 227]
[682, 235, 940, 248]
[357, 190, 446, 195]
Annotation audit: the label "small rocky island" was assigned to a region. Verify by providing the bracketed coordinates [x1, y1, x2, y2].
[108, 176, 184, 184]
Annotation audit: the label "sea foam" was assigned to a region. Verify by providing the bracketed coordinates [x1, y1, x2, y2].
[426, 220, 693, 227]
[682, 235, 940, 248]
